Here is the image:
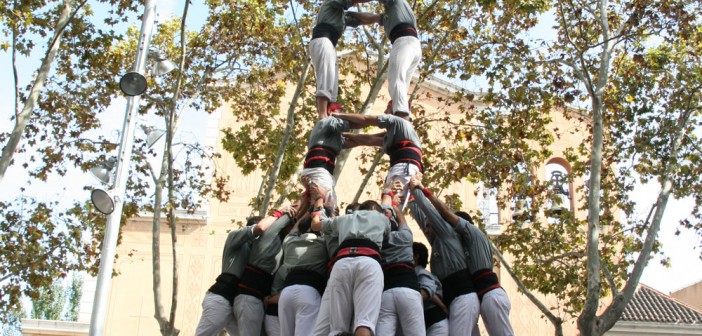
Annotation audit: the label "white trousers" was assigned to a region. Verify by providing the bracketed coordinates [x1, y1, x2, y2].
[384, 162, 421, 197]
[480, 288, 514, 336]
[279, 284, 322, 336]
[376, 287, 426, 336]
[311, 284, 332, 336]
[427, 318, 449, 336]
[233, 294, 264, 336]
[313, 256, 384, 336]
[388, 36, 421, 117]
[310, 38, 338, 102]
[265, 314, 280, 336]
[449, 293, 480, 336]
[194, 292, 239, 336]
[301, 167, 337, 209]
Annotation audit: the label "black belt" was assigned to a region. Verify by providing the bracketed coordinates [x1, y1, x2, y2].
[440, 268, 475, 306]
[265, 303, 279, 316]
[472, 268, 501, 302]
[424, 305, 447, 328]
[283, 269, 327, 295]
[389, 23, 418, 44]
[207, 273, 240, 305]
[304, 146, 337, 175]
[312, 23, 341, 46]
[383, 262, 420, 291]
[389, 140, 424, 172]
[329, 239, 382, 272]
[238, 264, 274, 300]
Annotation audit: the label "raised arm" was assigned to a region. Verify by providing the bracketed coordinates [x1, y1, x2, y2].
[332, 112, 380, 128]
[345, 11, 381, 27]
[409, 175, 459, 226]
[252, 215, 278, 236]
[393, 203, 407, 228]
[256, 215, 291, 244]
[408, 177, 455, 238]
[344, 132, 384, 148]
[223, 226, 255, 255]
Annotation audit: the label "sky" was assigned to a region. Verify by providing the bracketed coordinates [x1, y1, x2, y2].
[0, 0, 700, 296]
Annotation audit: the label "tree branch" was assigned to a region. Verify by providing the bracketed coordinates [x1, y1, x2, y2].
[598, 77, 700, 335]
[12, 0, 19, 118]
[0, 0, 80, 185]
[259, 60, 312, 216]
[333, 58, 388, 180]
[352, 150, 384, 204]
[601, 256, 619, 297]
[556, 0, 594, 94]
[491, 240, 564, 336]
[536, 250, 585, 265]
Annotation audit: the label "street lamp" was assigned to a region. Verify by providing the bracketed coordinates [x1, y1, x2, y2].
[88, 1, 173, 334]
[149, 47, 176, 76]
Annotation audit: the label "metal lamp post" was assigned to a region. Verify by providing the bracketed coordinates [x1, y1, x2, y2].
[89, 0, 158, 334]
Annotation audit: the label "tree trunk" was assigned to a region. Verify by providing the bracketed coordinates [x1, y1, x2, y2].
[0, 0, 75, 184]
[258, 60, 311, 216]
[596, 87, 699, 334]
[333, 60, 388, 181]
[151, 155, 171, 333]
[578, 98, 605, 336]
[352, 150, 384, 204]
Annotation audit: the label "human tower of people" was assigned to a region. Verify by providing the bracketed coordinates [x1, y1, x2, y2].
[195, 0, 515, 335]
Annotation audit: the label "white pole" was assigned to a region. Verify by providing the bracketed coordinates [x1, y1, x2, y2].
[89, 1, 157, 334]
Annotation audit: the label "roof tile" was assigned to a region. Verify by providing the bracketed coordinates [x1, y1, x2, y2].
[621, 285, 702, 324]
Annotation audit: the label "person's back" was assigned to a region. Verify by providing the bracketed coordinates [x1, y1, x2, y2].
[408, 181, 480, 336]
[376, 207, 425, 335]
[454, 212, 515, 336]
[234, 214, 293, 336]
[302, 113, 351, 213]
[194, 218, 259, 336]
[279, 223, 329, 336]
[381, 0, 418, 40]
[312, 200, 391, 336]
[323, 209, 389, 247]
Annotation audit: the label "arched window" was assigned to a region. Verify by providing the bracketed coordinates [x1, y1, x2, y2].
[545, 158, 572, 221]
[477, 184, 499, 233]
[511, 162, 533, 222]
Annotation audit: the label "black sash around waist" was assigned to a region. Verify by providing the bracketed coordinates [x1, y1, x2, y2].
[472, 268, 502, 301]
[424, 305, 448, 328]
[208, 273, 240, 305]
[266, 302, 279, 316]
[238, 264, 274, 300]
[283, 269, 327, 295]
[329, 238, 382, 271]
[304, 145, 337, 175]
[312, 23, 342, 46]
[382, 262, 420, 291]
[388, 140, 424, 172]
[390, 22, 418, 44]
[440, 268, 475, 306]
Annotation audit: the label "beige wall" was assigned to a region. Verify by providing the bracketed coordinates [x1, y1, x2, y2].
[97, 67, 590, 335]
[671, 281, 702, 312]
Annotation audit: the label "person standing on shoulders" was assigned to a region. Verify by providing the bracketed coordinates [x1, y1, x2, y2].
[346, 0, 422, 118]
[311, 0, 377, 119]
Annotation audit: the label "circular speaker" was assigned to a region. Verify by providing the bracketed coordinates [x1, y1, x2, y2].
[119, 72, 147, 96]
[91, 189, 115, 215]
